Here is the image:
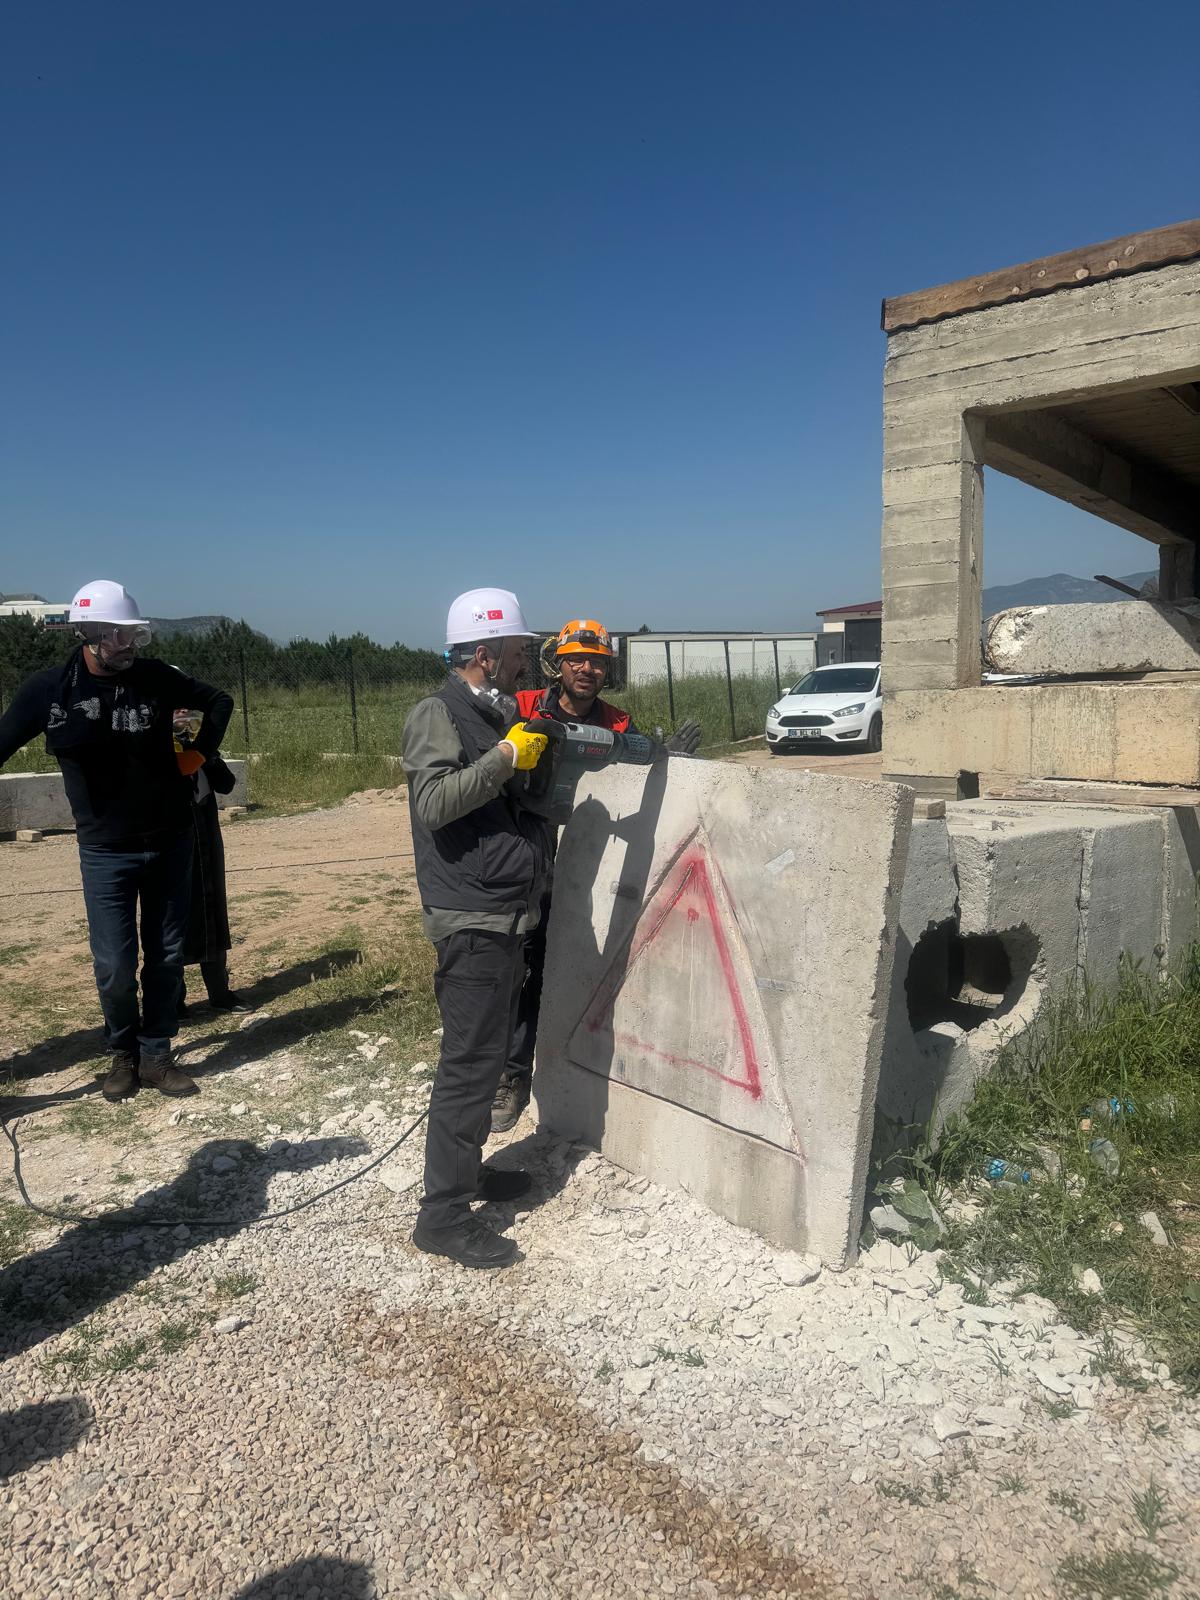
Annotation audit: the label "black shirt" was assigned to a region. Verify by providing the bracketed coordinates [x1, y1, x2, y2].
[0, 650, 234, 850]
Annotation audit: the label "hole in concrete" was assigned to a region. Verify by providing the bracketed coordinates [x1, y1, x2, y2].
[905, 920, 1038, 1032]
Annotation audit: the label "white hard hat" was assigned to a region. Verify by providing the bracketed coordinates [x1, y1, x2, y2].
[445, 588, 535, 647]
[69, 580, 148, 626]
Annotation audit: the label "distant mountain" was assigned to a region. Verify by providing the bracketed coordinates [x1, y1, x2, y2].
[982, 570, 1155, 618]
[149, 614, 271, 640]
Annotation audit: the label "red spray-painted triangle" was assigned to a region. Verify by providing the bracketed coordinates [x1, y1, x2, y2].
[577, 840, 763, 1100]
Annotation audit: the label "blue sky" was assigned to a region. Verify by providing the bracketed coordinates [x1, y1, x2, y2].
[3, 1, 1197, 646]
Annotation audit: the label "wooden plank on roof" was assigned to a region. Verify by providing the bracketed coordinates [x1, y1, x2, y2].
[882, 219, 1200, 334]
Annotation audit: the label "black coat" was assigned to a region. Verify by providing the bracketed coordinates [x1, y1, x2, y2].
[184, 778, 231, 965]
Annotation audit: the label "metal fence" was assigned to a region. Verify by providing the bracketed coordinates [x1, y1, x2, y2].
[0, 633, 819, 765]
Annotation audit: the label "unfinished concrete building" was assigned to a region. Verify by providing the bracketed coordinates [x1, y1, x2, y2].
[872, 221, 1200, 1161]
[880, 219, 1200, 798]
[532, 223, 1200, 1264]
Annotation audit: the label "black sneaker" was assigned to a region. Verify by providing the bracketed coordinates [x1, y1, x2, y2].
[102, 1052, 139, 1102]
[477, 1166, 533, 1203]
[412, 1217, 518, 1269]
[490, 1072, 531, 1135]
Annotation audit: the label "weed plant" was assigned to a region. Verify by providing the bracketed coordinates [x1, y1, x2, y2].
[914, 961, 1200, 1389]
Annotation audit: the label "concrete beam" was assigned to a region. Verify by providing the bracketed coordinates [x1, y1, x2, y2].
[985, 600, 1200, 676]
[983, 408, 1198, 548]
[885, 681, 1200, 789]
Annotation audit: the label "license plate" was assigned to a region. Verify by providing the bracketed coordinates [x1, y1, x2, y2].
[789, 728, 821, 739]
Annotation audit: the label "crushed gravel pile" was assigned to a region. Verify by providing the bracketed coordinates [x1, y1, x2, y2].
[1, 1083, 1197, 1598]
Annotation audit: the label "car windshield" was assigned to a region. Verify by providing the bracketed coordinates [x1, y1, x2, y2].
[788, 668, 877, 695]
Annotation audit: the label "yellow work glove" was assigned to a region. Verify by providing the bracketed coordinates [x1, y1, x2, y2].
[501, 723, 550, 771]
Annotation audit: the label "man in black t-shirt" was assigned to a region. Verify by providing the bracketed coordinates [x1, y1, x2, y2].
[0, 580, 233, 1101]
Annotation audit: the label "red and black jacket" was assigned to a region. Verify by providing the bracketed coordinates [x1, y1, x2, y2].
[516, 684, 633, 735]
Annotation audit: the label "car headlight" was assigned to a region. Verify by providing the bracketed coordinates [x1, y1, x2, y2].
[832, 702, 865, 718]
[766, 706, 781, 721]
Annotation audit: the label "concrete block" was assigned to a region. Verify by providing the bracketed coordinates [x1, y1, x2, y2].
[0, 772, 75, 834]
[1, 758, 247, 835]
[986, 602, 1200, 676]
[948, 804, 1087, 984]
[1161, 806, 1200, 967]
[877, 800, 1177, 1156]
[1076, 812, 1166, 981]
[216, 760, 248, 809]
[535, 760, 913, 1264]
[876, 818, 963, 1135]
[15, 828, 43, 843]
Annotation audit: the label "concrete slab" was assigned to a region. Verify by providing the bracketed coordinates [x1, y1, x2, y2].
[0, 759, 247, 834]
[985, 601, 1200, 677]
[534, 759, 913, 1264]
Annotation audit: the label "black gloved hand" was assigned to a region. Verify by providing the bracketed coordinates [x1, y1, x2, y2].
[664, 718, 702, 756]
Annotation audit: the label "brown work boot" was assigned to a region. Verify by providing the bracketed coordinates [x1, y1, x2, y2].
[101, 1052, 139, 1102]
[137, 1052, 198, 1097]
[490, 1072, 531, 1135]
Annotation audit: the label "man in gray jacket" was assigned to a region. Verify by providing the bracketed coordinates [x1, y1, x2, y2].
[402, 587, 552, 1269]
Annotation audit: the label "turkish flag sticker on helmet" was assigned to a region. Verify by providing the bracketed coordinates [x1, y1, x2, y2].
[487, 609, 504, 620]
[78, 597, 91, 606]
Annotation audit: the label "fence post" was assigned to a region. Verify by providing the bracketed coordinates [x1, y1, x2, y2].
[347, 645, 360, 754]
[238, 648, 250, 748]
[772, 638, 781, 698]
[722, 639, 737, 741]
[665, 640, 676, 727]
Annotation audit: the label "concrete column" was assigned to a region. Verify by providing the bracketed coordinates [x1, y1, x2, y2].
[881, 399, 984, 695]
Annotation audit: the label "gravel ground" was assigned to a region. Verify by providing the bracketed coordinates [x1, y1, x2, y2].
[2, 1065, 1198, 1600]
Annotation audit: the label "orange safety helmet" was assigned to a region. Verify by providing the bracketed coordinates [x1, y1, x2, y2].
[555, 618, 615, 658]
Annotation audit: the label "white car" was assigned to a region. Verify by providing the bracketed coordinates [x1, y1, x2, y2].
[764, 662, 883, 753]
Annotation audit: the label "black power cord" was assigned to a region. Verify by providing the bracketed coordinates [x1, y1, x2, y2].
[2, 1108, 429, 1231]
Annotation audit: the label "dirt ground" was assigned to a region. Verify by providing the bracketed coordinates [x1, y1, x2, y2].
[0, 789, 417, 1054]
[727, 745, 883, 777]
[2, 779, 1199, 1599]
[0, 752, 879, 1054]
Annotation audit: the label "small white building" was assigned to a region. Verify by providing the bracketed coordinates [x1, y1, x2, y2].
[815, 601, 881, 666]
[623, 630, 816, 687]
[0, 593, 71, 625]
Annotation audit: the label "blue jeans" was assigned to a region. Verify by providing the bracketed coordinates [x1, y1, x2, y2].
[78, 832, 194, 1057]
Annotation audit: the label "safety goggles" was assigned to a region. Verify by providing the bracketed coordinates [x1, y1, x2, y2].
[83, 622, 153, 650]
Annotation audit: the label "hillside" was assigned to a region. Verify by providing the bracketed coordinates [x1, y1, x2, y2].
[981, 570, 1154, 617]
[148, 614, 244, 637]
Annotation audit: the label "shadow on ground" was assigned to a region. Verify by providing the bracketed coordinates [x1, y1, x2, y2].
[0, 1136, 365, 1362]
[0, 950, 364, 1092]
[0, 1397, 93, 1480]
[231, 1558, 375, 1598]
